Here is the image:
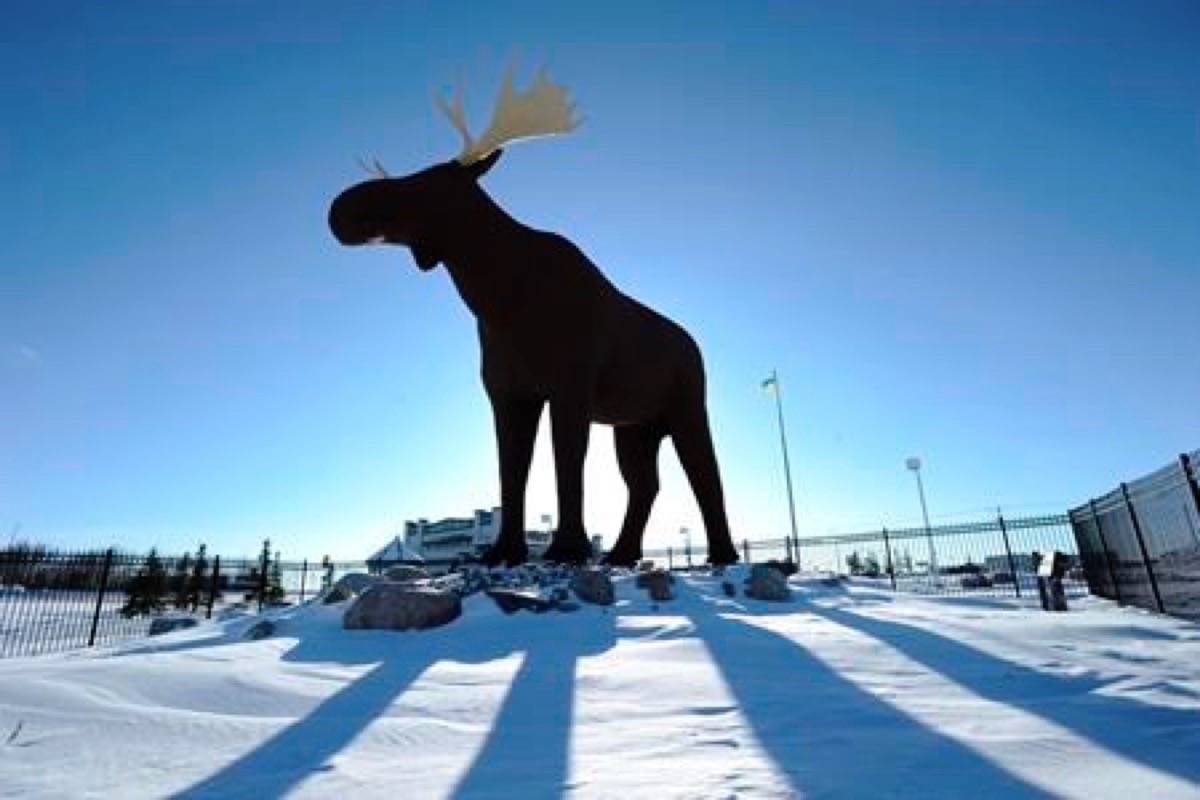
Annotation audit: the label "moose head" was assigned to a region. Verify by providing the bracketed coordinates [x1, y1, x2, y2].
[328, 68, 580, 271]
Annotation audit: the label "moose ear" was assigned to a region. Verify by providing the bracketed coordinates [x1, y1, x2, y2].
[465, 148, 503, 180]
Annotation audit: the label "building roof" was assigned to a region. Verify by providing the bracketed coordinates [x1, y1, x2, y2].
[366, 536, 425, 564]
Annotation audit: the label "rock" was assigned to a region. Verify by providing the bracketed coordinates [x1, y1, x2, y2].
[332, 572, 379, 595]
[244, 619, 275, 640]
[148, 616, 198, 636]
[385, 565, 430, 583]
[766, 559, 799, 577]
[550, 587, 570, 604]
[640, 570, 674, 602]
[555, 600, 581, 613]
[487, 588, 555, 615]
[636, 569, 674, 588]
[722, 580, 737, 598]
[323, 585, 354, 604]
[570, 568, 615, 606]
[745, 565, 791, 602]
[343, 584, 461, 631]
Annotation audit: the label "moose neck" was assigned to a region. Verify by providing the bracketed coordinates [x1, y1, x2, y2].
[439, 187, 533, 323]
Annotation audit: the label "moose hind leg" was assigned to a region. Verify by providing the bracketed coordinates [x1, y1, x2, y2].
[602, 425, 664, 567]
[482, 393, 544, 568]
[672, 410, 740, 565]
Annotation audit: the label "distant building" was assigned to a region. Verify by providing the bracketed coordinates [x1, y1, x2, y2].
[402, 506, 554, 562]
[365, 537, 425, 575]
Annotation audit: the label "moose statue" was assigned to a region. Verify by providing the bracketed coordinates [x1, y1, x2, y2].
[328, 68, 739, 568]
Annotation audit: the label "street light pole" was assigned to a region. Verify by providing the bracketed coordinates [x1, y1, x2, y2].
[764, 370, 801, 568]
[906, 457, 937, 578]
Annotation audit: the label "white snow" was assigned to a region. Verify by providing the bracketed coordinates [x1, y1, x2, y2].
[1, 572, 1198, 799]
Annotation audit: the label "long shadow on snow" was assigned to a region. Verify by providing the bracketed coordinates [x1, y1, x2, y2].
[174, 604, 616, 800]
[807, 599, 1200, 788]
[685, 595, 1051, 799]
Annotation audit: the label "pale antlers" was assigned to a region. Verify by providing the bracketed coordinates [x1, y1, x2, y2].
[436, 66, 581, 165]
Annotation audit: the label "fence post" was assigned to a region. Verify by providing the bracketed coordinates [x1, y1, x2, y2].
[258, 549, 269, 613]
[207, 555, 221, 620]
[743, 539, 751, 565]
[1122, 482, 1165, 613]
[997, 512, 1021, 598]
[882, 528, 897, 591]
[1090, 499, 1124, 605]
[87, 548, 114, 648]
[667, 547, 673, 571]
[299, 558, 308, 604]
[785, 536, 794, 565]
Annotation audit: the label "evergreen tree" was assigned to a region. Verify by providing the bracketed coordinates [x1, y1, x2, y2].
[121, 548, 169, 618]
[264, 550, 286, 604]
[846, 550, 863, 576]
[171, 552, 193, 610]
[863, 553, 881, 578]
[186, 544, 210, 612]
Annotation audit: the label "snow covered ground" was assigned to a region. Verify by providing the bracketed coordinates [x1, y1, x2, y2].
[0, 571, 1198, 799]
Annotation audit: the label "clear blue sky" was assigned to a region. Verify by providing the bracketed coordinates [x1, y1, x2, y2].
[2, 1, 1197, 559]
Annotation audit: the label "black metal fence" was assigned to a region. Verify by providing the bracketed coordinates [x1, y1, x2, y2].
[1, 512, 1088, 659]
[1069, 451, 1200, 622]
[645, 513, 1087, 598]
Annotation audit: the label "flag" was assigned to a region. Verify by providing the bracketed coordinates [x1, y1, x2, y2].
[761, 374, 778, 394]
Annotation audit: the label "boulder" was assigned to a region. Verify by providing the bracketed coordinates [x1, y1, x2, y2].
[385, 565, 430, 583]
[745, 565, 791, 602]
[766, 559, 799, 577]
[570, 568, 615, 606]
[722, 580, 738, 598]
[639, 570, 674, 602]
[332, 572, 378, 595]
[323, 585, 355, 604]
[343, 584, 461, 631]
[148, 616, 198, 636]
[636, 569, 674, 589]
[244, 619, 276, 640]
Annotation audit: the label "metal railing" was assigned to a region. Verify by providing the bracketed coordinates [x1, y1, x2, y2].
[1, 512, 1090, 659]
[644, 513, 1087, 598]
[1069, 451, 1200, 622]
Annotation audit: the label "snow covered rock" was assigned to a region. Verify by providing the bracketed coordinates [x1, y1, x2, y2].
[384, 565, 429, 583]
[148, 616, 198, 636]
[332, 572, 379, 595]
[486, 588, 555, 615]
[243, 620, 275, 640]
[570, 568, 615, 606]
[639, 570, 674, 602]
[745, 565, 791, 602]
[323, 585, 354, 604]
[343, 584, 461, 631]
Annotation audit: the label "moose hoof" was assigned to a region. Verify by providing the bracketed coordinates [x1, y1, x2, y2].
[543, 535, 592, 566]
[706, 546, 741, 567]
[601, 547, 641, 568]
[482, 540, 528, 568]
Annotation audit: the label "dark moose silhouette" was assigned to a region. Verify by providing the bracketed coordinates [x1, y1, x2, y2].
[328, 70, 738, 567]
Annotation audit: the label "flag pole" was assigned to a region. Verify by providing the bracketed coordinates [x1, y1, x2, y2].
[768, 369, 801, 567]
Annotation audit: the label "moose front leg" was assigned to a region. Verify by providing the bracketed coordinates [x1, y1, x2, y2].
[482, 392, 544, 567]
[542, 396, 594, 565]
